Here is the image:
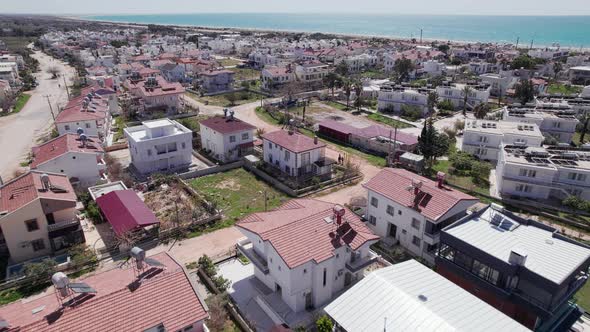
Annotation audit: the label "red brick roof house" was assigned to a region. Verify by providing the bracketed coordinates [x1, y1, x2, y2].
[30, 133, 106, 188]
[363, 168, 478, 264]
[199, 115, 257, 163]
[55, 86, 111, 140]
[236, 199, 379, 313]
[0, 252, 209, 331]
[96, 190, 160, 237]
[126, 76, 185, 114]
[0, 171, 85, 262]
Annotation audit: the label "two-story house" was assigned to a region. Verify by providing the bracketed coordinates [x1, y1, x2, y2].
[30, 133, 107, 188]
[377, 84, 430, 116]
[363, 168, 478, 265]
[461, 120, 544, 162]
[436, 82, 491, 111]
[262, 130, 333, 180]
[0, 171, 85, 263]
[199, 112, 256, 163]
[126, 76, 185, 114]
[236, 199, 379, 313]
[438, 203, 590, 330]
[200, 70, 235, 94]
[55, 87, 111, 141]
[295, 62, 330, 87]
[496, 146, 590, 201]
[261, 65, 296, 91]
[125, 118, 193, 174]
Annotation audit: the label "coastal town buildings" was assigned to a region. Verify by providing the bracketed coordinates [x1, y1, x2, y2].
[502, 105, 579, 143]
[199, 112, 256, 163]
[199, 69, 235, 94]
[376, 84, 430, 115]
[436, 82, 491, 110]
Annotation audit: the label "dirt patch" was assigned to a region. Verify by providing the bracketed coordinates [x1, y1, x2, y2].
[144, 183, 210, 228]
[215, 179, 241, 191]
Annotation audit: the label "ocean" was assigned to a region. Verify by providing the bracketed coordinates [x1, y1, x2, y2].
[86, 13, 590, 48]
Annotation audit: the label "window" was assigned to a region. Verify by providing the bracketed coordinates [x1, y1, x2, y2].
[478, 136, 488, 143]
[303, 269, 307, 274]
[242, 133, 249, 140]
[454, 250, 473, 270]
[411, 218, 420, 230]
[519, 169, 536, 178]
[412, 236, 421, 247]
[31, 239, 45, 252]
[370, 197, 379, 208]
[147, 149, 152, 156]
[439, 243, 456, 261]
[323, 268, 327, 287]
[65, 125, 70, 130]
[386, 205, 394, 216]
[368, 215, 376, 226]
[181, 142, 186, 149]
[284, 150, 290, 161]
[25, 219, 39, 232]
[85, 123, 91, 129]
[475, 148, 487, 156]
[229, 135, 236, 143]
[398, 210, 402, 215]
[515, 184, 532, 193]
[268, 142, 272, 149]
[568, 172, 587, 182]
[553, 122, 561, 128]
[472, 260, 500, 285]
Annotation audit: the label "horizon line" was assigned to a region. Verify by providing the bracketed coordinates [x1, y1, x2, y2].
[4, 12, 590, 17]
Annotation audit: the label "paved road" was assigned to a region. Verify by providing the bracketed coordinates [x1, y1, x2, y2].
[0, 50, 76, 182]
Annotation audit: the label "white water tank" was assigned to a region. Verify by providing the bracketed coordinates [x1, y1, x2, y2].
[508, 248, 527, 266]
[52, 272, 70, 297]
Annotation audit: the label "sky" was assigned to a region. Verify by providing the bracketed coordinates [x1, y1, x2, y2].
[3, 0, 590, 16]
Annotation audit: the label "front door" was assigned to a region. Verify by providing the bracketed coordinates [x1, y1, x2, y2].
[305, 292, 313, 310]
[388, 223, 397, 238]
[344, 273, 352, 287]
[275, 283, 282, 296]
[45, 213, 55, 225]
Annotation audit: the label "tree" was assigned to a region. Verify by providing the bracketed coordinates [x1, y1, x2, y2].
[323, 72, 341, 98]
[46, 66, 60, 79]
[226, 93, 237, 106]
[462, 85, 472, 115]
[256, 128, 266, 139]
[353, 80, 363, 111]
[511, 55, 536, 70]
[514, 79, 535, 105]
[473, 103, 491, 119]
[393, 58, 414, 82]
[418, 118, 449, 167]
[471, 161, 491, 185]
[437, 44, 450, 54]
[427, 91, 438, 115]
[342, 79, 352, 110]
[24, 259, 57, 286]
[553, 61, 563, 80]
[316, 315, 334, 332]
[206, 294, 229, 332]
[335, 61, 349, 76]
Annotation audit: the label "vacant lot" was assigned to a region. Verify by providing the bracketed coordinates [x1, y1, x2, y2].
[144, 183, 212, 228]
[230, 67, 261, 81]
[367, 113, 414, 129]
[188, 168, 288, 225]
[547, 83, 582, 95]
[188, 91, 261, 107]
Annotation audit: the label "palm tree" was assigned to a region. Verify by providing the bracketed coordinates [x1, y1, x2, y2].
[343, 79, 352, 110]
[353, 80, 363, 112]
[462, 85, 472, 116]
[427, 91, 438, 115]
[473, 103, 491, 119]
[323, 72, 341, 98]
[553, 61, 563, 80]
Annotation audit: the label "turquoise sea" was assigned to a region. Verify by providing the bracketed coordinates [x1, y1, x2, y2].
[87, 13, 590, 48]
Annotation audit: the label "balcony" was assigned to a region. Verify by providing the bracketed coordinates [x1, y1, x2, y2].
[47, 219, 82, 234]
[345, 250, 379, 273]
[423, 231, 440, 245]
[237, 238, 269, 274]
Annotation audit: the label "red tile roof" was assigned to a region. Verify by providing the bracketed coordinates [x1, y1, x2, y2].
[55, 88, 109, 124]
[0, 252, 208, 332]
[319, 120, 418, 146]
[238, 199, 379, 268]
[363, 168, 478, 222]
[200, 116, 256, 134]
[95, 190, 160, 237]
[262, 130, 325, 153]
[127, 76, 185, 98]
[30, 134, 103, 168]
[0, 171, 76, 214]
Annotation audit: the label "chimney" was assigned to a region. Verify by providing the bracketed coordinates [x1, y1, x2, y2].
[436, 171, 446, 188]
[333, 205, 345, 225]
[223, 108, 228, 118]
[314, 135, 318, 144]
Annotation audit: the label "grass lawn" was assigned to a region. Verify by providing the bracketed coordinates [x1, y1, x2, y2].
[547, 83, 583, 95]
[361, 69, 387, 79]
[229, 67, 260, 81]
[367, 113, 414, 129]
[188, 168, 288, 226]
[576, 282, 590, 311]
[218, 58, 242, 67]
[112, 116, 126, 142]
[177, 115, 212, 132]
[1, 93, 31, 116]
[188, 91, 261, 107]
[432, 160, 491, 196]
[321, 101, 351, 111]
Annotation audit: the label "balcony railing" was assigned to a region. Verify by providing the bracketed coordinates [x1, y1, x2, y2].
[345, 250, 379, 273]
[237, 238, 269, 274]
[423, 231, 440, 244]
[47, 219, 81, 233]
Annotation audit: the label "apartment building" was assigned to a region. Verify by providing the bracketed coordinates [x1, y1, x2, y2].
[0, 251, 209, 332]
[236, 199, 379, 313]
[261, 65, 296, 91]
[569, 66, 590, 85]
[295, 62, 330, 85]
[377, 84, 429, 115]
[496, 146, 590, 201]
[0, 171, 85, 263]
[438, 204, 590, 330]
[363, 168, 478, 265]
[480, 73, 518, 97]
[335, 54, 378, 73]
[125, 118, 193, 174]
[200, 69, 235, 94]
[262, 130, 334, 180]
[436, 82, 491, 110]
[503, 105, 579, 143]
[461, 120, 544, 162]
[125, 76, 185, 114]
[199, 112, 256, 163]
[30, 133, 107, 188]
[325, 260, 529, 332]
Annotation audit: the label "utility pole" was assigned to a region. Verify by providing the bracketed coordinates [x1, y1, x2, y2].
[516, 37, 520, 49]
[62, 74, 70, 99]
[530, 39, 534, 50]
[420, 29, 423, 44]
[43, 95, 57, 131]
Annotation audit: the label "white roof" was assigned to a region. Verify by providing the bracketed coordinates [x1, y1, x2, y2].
[143, 118, 175, 129]
[446, 207, 590, 284]
[325, 260, 529, 332]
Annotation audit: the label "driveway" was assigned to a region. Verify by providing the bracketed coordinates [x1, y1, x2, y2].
[0, 50, 76, 181]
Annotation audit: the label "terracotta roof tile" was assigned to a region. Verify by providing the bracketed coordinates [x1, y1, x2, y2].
[30, 134, 103, 168]
[200, 116, 256, 134]
[262, 130, 325, 153]
[238, 199, 378, 268]
[363, 168, 478, 222]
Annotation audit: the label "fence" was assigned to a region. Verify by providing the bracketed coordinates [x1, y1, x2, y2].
[179, 160, 244, 180]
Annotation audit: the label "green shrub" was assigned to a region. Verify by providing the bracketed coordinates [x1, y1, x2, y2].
[316, 315, 334, 332]
[449, 151, 474, 172]
[437, 100, 455, 112]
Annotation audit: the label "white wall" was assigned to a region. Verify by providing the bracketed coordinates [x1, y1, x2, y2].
[262, 138, 324, 177]
[35, 152, 106, 188]
[200, 126, 254, 163]
[127, 128, 193, 174]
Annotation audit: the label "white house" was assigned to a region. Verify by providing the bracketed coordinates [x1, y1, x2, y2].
[503, 105, 579, 143]
[377, 84, 430, 115]
[496, 146, 590, 201]
[30, 134, 107, 188]
[436, 82, 491, 110]
[335, 54, 378, 73]
[261, 65, 296, 91]
[262, 130, 333, 180]
[236, 199, 379, 313]
[461, 120, 544, 162]
[480, 73, 518, 97]
[295, 62, 330, 86]
[55, 87, 111, 141]
[125, 118, 193, 174]
[419, 60, 445, 77]
[199, 113, 256, 163]
[363, 168, 478, 265]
